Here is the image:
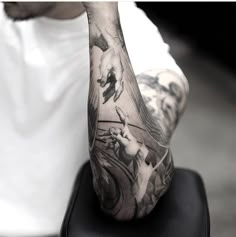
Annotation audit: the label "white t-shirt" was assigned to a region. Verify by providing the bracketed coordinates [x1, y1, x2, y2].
[0, 2, 182, 236]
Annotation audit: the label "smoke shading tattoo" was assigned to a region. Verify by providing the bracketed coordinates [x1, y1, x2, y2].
[137, 70, 188, 140]
[87, 8, 187, 220]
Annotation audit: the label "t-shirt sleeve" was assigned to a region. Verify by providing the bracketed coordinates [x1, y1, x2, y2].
[118, 2, 183, 76]
[0, 3, 5, 23]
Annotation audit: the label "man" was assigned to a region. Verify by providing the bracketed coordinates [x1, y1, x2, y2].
[0, 2, 189, 237]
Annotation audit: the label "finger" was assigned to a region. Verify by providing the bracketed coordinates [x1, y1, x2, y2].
[97, 71, 109, 88]
[113, 57, 124, 102]
[98, 63, 112, 87]
[114, 80, 124, 102]
[112, 133, 129, 146]
[100, 51, 113, 74]
[110, 127, 122, 136]
[114, 143, 120, 157]
[115, 106, 128, 126]
[105, 142, 115, 150]
[102, 72, 116, 104]
[104, 138, 116, 149]
[113, 58, 123, 86]
[98, 136, 111, 142]
[98, 130, 111, 137]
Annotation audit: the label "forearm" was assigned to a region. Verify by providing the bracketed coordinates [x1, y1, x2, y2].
[87, 4, 173, 220]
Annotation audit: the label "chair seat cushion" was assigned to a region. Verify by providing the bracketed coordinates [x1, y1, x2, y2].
[60, 161, 210, 237]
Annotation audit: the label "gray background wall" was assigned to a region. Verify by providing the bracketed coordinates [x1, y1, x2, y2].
[158, 26, 236, 237]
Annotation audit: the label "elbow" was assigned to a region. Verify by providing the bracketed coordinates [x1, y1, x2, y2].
[94, 154, 174, 221]
[134, 165, 174, 219]
[99, 179, 171, 221]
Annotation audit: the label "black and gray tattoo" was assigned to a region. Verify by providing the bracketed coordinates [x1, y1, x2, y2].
[87, 7, 188, 220]
[137, 70, 188, 140]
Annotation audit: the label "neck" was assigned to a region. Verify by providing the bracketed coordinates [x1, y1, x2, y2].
[44, 3, 85, 20]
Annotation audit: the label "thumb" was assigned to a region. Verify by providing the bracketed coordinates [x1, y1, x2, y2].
[97, 66, 111, 87]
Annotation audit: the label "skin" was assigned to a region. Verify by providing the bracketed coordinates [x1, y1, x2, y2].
[3, 2, 85, 20]
[3, 2, 189, 220]
[85, 2, 188, 220]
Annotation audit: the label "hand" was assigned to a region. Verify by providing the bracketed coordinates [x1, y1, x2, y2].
[97, 47, 124, 103]
[98, 107, 142, 164]
[83, 2, 124, 103]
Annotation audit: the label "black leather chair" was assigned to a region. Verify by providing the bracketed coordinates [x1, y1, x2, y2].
[60, 161, 210, 237]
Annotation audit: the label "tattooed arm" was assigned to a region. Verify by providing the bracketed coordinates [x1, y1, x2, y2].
[84, 3, 188, 220]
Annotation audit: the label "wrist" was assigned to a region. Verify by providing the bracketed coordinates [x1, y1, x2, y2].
[86, 3, 119, 22]
[88, 17, 123, 48]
